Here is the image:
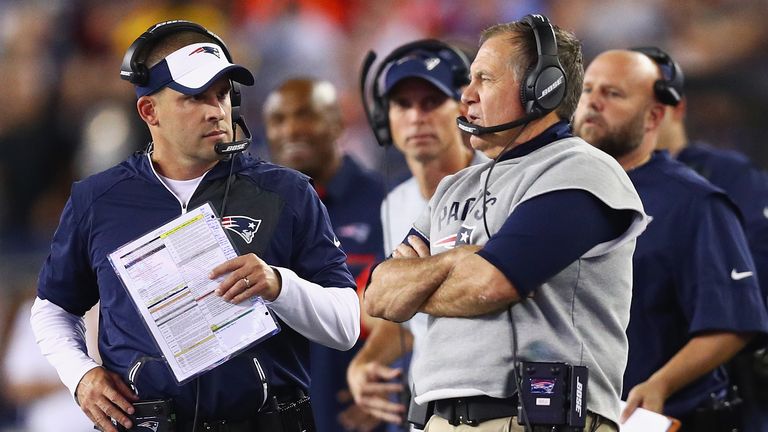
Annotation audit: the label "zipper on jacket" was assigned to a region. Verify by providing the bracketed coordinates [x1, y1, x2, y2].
[146, 153, 209, 215]
[252, 357, 269, 411]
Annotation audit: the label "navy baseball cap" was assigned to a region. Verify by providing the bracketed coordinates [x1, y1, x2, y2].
[383, 50, 462, 100]
[136, 42, 254, 97]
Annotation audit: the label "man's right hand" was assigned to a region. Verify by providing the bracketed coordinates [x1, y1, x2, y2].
[347, 361, 406, 424]
[76, 367, 139, 432]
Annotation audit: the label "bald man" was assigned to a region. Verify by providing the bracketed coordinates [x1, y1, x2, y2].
[264, 78, 386, 432]
[574, 50, 768, 431]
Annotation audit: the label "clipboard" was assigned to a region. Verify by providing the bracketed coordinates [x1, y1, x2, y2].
[108, 202, 280, 385]
[619, 401, 682, 432]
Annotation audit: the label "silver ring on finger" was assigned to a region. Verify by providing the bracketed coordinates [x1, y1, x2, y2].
[242, 276, 251, 289]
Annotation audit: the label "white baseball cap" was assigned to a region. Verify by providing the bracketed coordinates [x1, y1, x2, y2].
[135, 42, 254, 97]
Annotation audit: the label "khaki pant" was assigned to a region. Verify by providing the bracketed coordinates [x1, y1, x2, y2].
[423, 414, 618, 432]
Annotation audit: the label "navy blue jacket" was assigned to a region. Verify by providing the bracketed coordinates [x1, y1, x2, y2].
[624, 151, 768, 417]
[37, 152, 355, 423]
[678, 142, 768, 304]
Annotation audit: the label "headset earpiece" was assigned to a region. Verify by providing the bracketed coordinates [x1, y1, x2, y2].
[519, 14, 567, 117]
[654, 80, 680, 106]
[630, 46, 684, 107]
[120, 33, 151, 85]
[370, 100, 391, 147]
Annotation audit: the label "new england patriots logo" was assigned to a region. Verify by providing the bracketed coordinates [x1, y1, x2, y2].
[530, 378, 556, 394]
[433, 234, 457, 250]
[189, 46, 220, 58]
[454, 225, 475, 247]
[337, 223, 371, 243]
[136, 421, 160, 432]
[221, 216, 261, 244]
[424, 57, 441, 71]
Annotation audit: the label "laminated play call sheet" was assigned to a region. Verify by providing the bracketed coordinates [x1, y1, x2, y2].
[108, 202, 279, 384]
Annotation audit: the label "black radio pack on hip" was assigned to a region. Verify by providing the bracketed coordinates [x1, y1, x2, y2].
[407, 389, 434, 430]
[518, 362, 589, 430]
[108, 399, 175, 432]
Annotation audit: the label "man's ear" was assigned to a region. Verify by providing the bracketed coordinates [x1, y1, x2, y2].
[137, 96, 159, 126]
[646, 102, 666, 132]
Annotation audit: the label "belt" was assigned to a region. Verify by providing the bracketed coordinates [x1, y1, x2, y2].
[188, 419, 255, 432]
[182, 388, 313, 432]
[433, 395, 518, 426]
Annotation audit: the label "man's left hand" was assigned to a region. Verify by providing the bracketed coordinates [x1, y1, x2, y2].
[392, 235, 430, 259]
[620, 379, 670, 423]
[210, 253, 282, 303]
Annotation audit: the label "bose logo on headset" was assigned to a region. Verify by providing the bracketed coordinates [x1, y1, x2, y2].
[540, 75, 565, 100]
[457, 14, 567, 136]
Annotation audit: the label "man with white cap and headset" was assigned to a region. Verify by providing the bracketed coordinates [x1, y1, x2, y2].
[30, 20, 360, 432]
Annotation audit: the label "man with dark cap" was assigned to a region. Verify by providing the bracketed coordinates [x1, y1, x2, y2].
[348, 39, 486, 428]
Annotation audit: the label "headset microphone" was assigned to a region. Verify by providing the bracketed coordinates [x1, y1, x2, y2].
[456, 113, 540, 136]
[215, 80, 252, 155]
[215, 117, 252, 155]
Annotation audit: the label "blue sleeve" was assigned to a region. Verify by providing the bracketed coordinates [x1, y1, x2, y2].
[291, 182, 356, 290]
[726, 169, 768, 307]
[476, 189, 633, 297]
[681, 194, 768, 335]
[37, 196, 99, 316]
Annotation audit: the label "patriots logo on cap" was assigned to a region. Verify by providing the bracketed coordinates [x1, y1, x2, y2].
[424, 57, 441, 71]
[189, 45, 221, 58]
[454, 225, 475, 247]
[221, 215, 261, 244]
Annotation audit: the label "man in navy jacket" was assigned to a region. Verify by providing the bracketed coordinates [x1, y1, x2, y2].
[31, 21, 359, 432]
[574, 48, 768, 431]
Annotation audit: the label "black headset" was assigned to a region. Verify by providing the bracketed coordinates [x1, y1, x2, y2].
[360, 39, 471, 146]
[121, 20, 250, 153]
[455, 14, 566, 136]
[520, 14, 567, 117]
[631, 46, 684, 106]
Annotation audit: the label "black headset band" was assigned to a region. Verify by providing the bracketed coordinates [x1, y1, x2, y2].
[519, 14, 567, 116]
[522, 14, 558, 58]
[630, 46, 684, 106]
[630, 46, 683, 82]
[120, 20, 232, 85]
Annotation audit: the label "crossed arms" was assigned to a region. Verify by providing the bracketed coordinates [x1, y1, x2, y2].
[364, 235, 521, 322]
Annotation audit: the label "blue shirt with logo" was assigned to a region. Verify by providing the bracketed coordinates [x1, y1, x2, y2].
[678, 142, 768, 305]
[623, 151, 768, 417]
[37, 152, 355, 424]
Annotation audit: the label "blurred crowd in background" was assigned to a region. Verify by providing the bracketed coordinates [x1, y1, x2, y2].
[1, 0, 767, 430]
